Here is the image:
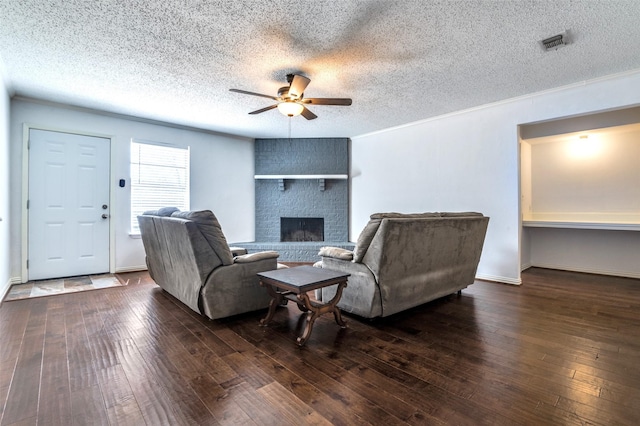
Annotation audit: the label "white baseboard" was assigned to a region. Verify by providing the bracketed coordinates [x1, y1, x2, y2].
[521, 262, 532, 271]
[115, 265, 148, 274]
[1, 279, 10, 304]
[530, 263, 640, 280]
[476, 273, 522, 286]
[1, 277, 20, 305]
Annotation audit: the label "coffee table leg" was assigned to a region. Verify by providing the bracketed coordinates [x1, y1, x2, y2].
[333, 306, 346, 328]
[327, 281, 348, 327]
[297, 310, 318, 346]
[294, 280, 348, 346]
[259, 281, 282, 326]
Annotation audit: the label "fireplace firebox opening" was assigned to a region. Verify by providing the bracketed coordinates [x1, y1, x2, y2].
[281, 217, 324, 242]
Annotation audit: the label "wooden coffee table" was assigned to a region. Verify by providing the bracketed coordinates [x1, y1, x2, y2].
[257, 265, 350, 346]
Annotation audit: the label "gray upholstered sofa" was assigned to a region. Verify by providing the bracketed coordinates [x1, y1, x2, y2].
[138, 208, 279, 319]
[316, 212, 489, 318]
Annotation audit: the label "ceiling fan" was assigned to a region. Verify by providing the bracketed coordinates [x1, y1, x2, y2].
[230, 74, 352, 120]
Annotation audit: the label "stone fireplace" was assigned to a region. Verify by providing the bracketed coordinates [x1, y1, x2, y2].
[233, 138, 354, 261]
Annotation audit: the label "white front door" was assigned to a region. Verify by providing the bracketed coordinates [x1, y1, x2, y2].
[28, 129, 111, 280]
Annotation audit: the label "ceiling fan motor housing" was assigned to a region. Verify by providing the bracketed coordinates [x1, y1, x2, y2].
[278, 86, 293, 99]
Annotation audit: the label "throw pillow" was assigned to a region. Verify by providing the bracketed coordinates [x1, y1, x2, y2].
[318, 246, 354, 261]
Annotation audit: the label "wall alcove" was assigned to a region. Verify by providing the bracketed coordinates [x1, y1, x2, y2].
[519, 106, 640, 279]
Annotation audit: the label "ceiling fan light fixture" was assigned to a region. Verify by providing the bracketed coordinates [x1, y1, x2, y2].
[277, 101, 304, 117]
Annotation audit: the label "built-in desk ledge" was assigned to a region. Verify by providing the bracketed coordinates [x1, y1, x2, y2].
[522, 212, 640, 231]
[254, 174, 348, 191]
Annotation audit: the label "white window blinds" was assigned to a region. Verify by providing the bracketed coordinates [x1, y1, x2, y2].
[130, 141, 190, 234]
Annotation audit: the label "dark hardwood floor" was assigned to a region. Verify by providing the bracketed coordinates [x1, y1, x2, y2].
[1, 267, 639, 425]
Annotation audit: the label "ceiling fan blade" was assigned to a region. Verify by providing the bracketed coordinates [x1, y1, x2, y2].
[248, 104, 278, 115]
[300, 106, 317, 120]
[230, 89, 278, 100]
[302, 98, 352, 106]
[288, 75, 311, 99]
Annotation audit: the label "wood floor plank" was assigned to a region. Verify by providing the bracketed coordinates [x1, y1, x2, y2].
[332, 326, 547, 424]
[256, 381, 333, 426]
[64, 302, 99, 392]
[1, 268, 639, 425]
[70, 385, 109, 426]
[230, 318, 429, 425]
[1, 299, 47, 425]
[96, 364, 145, 425]
[222, 326, 374, 425]
[222, 380, 292, 426]
[133, 333, 218, 425]
[0, 301, 32, 423]
[114, 338, 184, 426]
[149, 292, 237, 358]
[369, 318, 598, 409]
[37, 305, 72, 426]
[187, 373, 254, 425]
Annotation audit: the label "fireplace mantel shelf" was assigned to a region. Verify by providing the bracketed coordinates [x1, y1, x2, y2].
[255, 174, 347, 191]
[254, 174, 348, 179]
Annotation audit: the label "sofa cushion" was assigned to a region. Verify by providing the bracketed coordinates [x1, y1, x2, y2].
[354, 212, 442, 263]
[439, 212, 483, 217]
[171, 210, 234, 265]
[353, 219, 382, 263]
[318, 246, 354, 261]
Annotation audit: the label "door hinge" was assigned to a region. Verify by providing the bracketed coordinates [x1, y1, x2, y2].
[26, 259, 29, 269]
[26, 199, 29, 209]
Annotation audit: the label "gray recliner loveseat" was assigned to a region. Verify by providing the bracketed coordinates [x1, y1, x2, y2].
[138, 208, 279, 319]
[316, 212, 489, 318]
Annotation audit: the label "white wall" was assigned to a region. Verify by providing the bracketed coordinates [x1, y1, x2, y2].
[351, 70, 640, 284]
[519, 141, 532, 270]
[9, 99, 255, 281]
[0, 59, 10, 299]
[528, 228, 640, 278]
[529, 127, 640, 215]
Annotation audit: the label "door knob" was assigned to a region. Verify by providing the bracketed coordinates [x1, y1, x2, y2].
[101, 214, 109, 219]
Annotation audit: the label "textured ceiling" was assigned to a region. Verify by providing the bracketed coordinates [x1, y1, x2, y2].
[2, 0, 640, 139]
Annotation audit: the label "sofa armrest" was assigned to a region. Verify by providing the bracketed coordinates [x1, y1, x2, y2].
[321, 256, 371, 275]
[229, 246, 248, 256]
[316, 257, 382, 317]
[234, 250, 279, 263]
[318, 246, 354, 261]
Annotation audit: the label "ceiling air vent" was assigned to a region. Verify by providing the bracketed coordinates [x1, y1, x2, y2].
[540, 31, 570, 51]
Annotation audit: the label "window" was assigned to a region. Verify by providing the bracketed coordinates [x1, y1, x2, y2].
[130, 140, 190, 234]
